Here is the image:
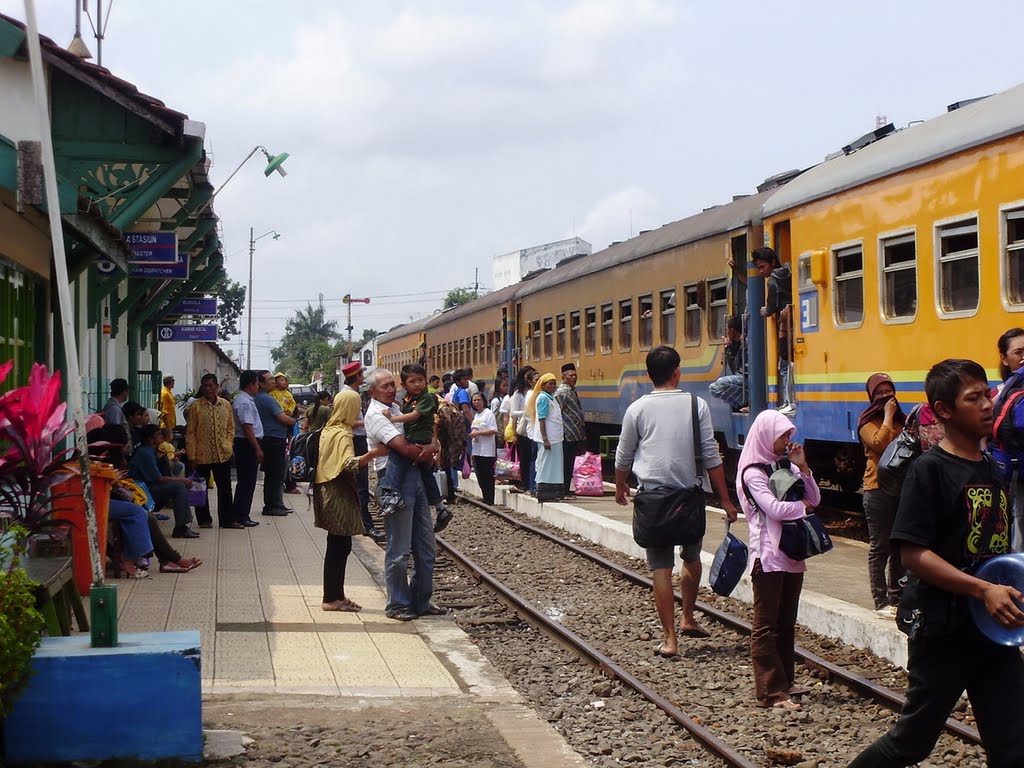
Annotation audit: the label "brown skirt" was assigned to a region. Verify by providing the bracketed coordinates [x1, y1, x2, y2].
[312, 473, 363, 536]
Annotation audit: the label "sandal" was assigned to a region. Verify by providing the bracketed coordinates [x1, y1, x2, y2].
[184, 558, 202, 570]
[322, 599, 361, 612]
[160, 561, 191, 574]
[772, 699, 801, 711]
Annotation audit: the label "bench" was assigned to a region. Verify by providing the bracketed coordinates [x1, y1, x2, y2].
[25, 556, 89, 636]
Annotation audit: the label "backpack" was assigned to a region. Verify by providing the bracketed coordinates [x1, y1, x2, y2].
[987, 371, 1024, 482]
[435, 397, 467, 469]
[289, 429, 322, 482]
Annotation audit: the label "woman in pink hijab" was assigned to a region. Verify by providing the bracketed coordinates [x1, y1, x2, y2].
[736, 410, 821, 711]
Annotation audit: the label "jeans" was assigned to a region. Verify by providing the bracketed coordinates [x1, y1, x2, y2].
[474, 455, 496, 505]
[108, 499, 154, 559]
[354, 435, 373, 532]
[709, 374, 746, 409]
[194, 460, 234, 527]
[383, 468, 435, 616]
[864, 489, 904, 609]
[848, 623, 1024, 767]
[750, 560, 803, 706]
[382, 449, 441, 507]
[322, 533, 353, 603]
[149, 482, 192, 529]
[561, 441, 582, 495]
[232, 437, 260, 523]
[261, 436, 287, 511]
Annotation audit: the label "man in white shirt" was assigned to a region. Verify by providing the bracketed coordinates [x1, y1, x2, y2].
[364, 368, 440, 621]
[615, 346, 738, 658]
[232, 370, 265, 527]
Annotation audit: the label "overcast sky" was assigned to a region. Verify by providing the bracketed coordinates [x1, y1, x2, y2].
[5, 0, 1023, 373]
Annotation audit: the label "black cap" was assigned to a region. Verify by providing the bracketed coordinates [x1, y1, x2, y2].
[561, 363, 576, 373]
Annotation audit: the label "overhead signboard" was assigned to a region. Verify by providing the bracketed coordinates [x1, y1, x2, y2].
[126, 232, 189, 279]
[156, 324, 218, 342]
[167, 296, 218, 316]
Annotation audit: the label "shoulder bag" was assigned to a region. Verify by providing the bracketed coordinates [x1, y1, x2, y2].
[877, 403, 923, 497]
[631, 395, 707, 548]
[741, 463, 832, 561]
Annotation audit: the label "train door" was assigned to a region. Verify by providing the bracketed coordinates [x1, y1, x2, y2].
[729, 232, 750, 407]
[773, 220, 796, 411]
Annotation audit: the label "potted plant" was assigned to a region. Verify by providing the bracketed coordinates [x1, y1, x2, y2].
[0, 537, 45, 719]
[0, 360, 77, 552]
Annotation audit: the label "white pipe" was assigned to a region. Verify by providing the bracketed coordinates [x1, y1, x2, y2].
[24, 0, 104, 587]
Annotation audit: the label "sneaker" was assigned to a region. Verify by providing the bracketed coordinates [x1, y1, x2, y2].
[365, 527, 386, 542]
[778, 403, 797, 418]
[433, 508, 453, 533]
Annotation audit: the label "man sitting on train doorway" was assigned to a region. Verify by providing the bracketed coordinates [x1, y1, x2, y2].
[753, 247, 795, 417]
[709, 315, 748, 412]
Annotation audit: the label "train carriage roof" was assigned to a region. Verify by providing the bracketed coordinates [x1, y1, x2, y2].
[514, 190, 773, 300]
[763, 81, 1024, 217]
[373, 313, 434, 345]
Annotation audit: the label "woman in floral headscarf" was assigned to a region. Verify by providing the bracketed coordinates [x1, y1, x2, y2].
[737, 409, 821, 711]
[526, 372, 563, 502]
[858, 373, 907, 616]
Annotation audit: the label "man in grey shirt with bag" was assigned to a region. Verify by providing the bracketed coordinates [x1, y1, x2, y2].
[615, 345, 738, 658]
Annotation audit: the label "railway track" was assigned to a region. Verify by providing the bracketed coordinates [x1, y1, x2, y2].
[430, 493, 983, 767]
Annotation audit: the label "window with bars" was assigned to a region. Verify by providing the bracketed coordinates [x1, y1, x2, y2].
[938, 219, 979, 314]
[543, 317, 553, 358]
[619, 298, 632, 351]
[707, 279, 727, 340]
[600, 303, 614, 353]
[1006, 209, 1024, 306]
[571, 310, 582, 356]
[556, 314, 566, 357]
[584, 307, 596, 355]
[881, 234, 917, 320]
[660, 289, 676, 345]
[683, 284, 701, 344]
[532, 320, 541, 361]
[834, 245, 864, 325]
[639, 294, 653, 348]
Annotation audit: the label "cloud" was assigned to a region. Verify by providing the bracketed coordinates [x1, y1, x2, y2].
[577, 185, 665, 252]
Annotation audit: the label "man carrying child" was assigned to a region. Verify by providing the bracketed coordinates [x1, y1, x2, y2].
[380, 363, 452, 533]
[849, 359, 1024, 767]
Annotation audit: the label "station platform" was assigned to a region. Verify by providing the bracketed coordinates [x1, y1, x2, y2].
[460, 476, 910, 669]
[96, 484, 587, 767]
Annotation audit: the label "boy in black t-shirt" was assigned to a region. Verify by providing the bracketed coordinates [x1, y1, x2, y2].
[849, 359, 1024, 768]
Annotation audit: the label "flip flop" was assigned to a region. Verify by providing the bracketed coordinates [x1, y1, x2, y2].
[654, 645, 679, 659]
[680, 627, 711, 638]
[788, 685, 811, 697]
[322, 600, 361, 613]
[772, 699, 801, 711]
[185, 558, 203, 570]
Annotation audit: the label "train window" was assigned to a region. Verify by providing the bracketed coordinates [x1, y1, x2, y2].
[619, 299, 632, 352]
[571, 310, 582, 356]
[480, 333, 487, 365]
[543, 317, 553, 359]
[530, 321, 541, 361]
[880, 233, 917, 321]
[584, 307, 596, 355]
[1005, 209, 1024, 305]
[639, 294, 654, 349]
[937, 218, 979, 315]
[556, 314, 566, 357]
[660, 290, 676, 345]
[708, 279, 728, 340]
[833, 245, 864, 327]
[601, 303, 613, 354]
[683, 284, 701, 344]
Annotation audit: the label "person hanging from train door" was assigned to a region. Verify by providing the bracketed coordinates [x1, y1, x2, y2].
[753, 247, 795, 417]
[709, 315, 748, 412]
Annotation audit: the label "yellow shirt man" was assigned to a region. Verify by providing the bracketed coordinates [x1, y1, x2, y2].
[159, 376, 176, 430]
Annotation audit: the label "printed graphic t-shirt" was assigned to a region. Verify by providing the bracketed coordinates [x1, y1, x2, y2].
[892, 446, 1011, 633]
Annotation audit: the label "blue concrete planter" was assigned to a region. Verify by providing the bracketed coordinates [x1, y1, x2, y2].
[3, 631, 202, 764]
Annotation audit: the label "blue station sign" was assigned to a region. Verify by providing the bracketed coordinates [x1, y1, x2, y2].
[156, 324, 218, 342]
[126, 232, 188, 279]
[167, 296, 218, 316]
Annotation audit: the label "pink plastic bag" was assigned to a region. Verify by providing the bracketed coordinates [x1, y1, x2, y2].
[495, 445, 521, 482]
[572, 452, 604, 496]
[462, 454, 472, 480]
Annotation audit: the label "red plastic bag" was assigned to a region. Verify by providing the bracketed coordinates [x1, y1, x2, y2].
[572, 452, 604, 496]
[495, 445, 521, 482]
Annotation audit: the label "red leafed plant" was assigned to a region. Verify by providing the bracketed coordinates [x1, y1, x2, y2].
[0, 360, 77, 535]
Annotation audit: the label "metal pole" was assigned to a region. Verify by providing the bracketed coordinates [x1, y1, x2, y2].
[25, 0, 114, 645]
[346, 298, 353, 362]
[246, 226, 254, 369]
[95, 0, 102, 66]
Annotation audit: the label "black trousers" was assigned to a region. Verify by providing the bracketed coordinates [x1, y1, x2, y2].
[474, 455, 496, 506]
[261, 436, 287, 511]
[848, 623, 1024, 767]
[232, 438, 260, 523]
[517, 437, 535, 492]
[354, 435, 373, 532]
[194, 460, 234, 527]
[562, 440, 582, 495]
[322, 533, 353, 603]
[149, 482, 192, 529]
[863, 489, 904, 609]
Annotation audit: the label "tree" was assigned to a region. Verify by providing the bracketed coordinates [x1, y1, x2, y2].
[271, 304, 342, 382]
[216, 279, 247, 341]
[357, 328, 379, 347]
[444, 287, 477, 309]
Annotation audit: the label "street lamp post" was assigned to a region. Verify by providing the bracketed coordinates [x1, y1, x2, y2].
[247, 228, 280, 368]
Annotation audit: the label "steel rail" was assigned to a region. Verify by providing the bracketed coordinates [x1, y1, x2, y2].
[436, 536, 758, 768]
[454, 493, 982, 747]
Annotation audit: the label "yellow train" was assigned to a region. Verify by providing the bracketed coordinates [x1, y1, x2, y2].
[375, 82, 1024, 488]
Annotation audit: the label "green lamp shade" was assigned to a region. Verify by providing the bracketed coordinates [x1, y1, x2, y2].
[264, 152, 289, 177]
